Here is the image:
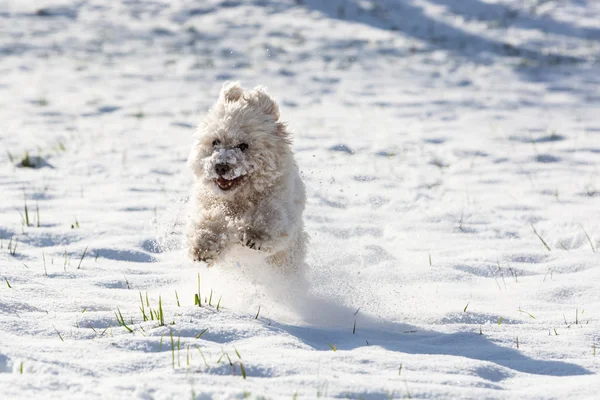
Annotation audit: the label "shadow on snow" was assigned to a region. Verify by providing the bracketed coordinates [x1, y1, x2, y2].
[267, 297, 591, 380]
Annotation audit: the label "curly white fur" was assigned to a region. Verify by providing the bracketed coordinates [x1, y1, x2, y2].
[186, 82, 306, 273]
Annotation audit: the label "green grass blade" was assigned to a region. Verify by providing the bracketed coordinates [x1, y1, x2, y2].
[195, 346, 208, 367]
[54, 326, 64, 342]
[195, 328, 208, 339]
[77, 246, 88, 269]
[158, 295, 164, 326]
[170, 329, 175, 368]
[240, 362, 247, 379]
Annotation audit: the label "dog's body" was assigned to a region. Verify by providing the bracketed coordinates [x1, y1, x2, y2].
[186, 82, 306, 272]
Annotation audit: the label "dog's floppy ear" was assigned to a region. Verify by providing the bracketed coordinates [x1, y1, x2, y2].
[245, 86, 280, 120]
[219, 81, 244, 103]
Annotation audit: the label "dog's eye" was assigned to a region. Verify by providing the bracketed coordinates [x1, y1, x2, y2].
[237, 143, 249, 152]
[212, 139, 221, 147]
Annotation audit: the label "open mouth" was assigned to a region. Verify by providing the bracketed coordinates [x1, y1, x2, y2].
[215, 175, 244, 191]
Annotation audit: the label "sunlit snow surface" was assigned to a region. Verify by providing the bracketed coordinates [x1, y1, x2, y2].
[1, 0, 600, 398]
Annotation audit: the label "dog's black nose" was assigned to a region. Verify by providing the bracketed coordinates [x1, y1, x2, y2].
[215, 163, 230, 176]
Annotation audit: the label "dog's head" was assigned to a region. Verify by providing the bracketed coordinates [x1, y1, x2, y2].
[188, 82, 292, 197]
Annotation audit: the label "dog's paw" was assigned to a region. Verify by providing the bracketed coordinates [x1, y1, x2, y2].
[188, 242, 220, 264]
[240, 231, 270, 251]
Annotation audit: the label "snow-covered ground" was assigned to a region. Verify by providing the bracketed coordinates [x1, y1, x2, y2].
[1, 0, 600, 398]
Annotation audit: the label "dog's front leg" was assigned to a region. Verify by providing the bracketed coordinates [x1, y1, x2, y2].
[186, 216, 228, 264]
[238, 209, 291, 253]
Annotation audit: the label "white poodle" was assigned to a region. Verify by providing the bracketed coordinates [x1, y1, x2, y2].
[186, 82, 306, 272]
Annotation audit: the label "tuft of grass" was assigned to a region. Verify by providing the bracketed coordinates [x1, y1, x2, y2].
[516, 336, 520, 349]
[255, 305, 260, 319]
[170, 329, 175, 368]
[19, 152, 38, 168]
[404, 380, 412, 399]
[195, 328, 208, 339]
[463, 302, 470, 312]
[208, 289, 213, 306]
[158, 295, 165, 326]
[428, 253, 432, 266]
[54, 326, 64, 342]
[36, 201, 40, 227]
[195, 346, 208, 367]
[42, 250, 47, 276]
[23, 194, 30, 227]
[177, 332, 181, 368]
[71, 217, 80, 229]
[195, 273, 202, 307]
[34, 98, 49, 107]
[563, 314, 572, 328]
[139, 292, 148, 321]
[518, 306, 536, 319]
[216, 295, 222, 311]
[239, 362, 247, 379]
[8, 234, 18, 256]
[63, 249, 69, 271]
[530, 223, 551, 251]
[19, 361, 24, 374]
[328, 343, 337, 352]
[498, 316, 502, 325]
[581, 225, 596, 253]
[175, 290, 180, 307]
[115, 308, 133, 333]
[352, 320, 356, 334]
[77, 246, 88, 269]
[5, 277, 12, 288]
[234, 349, 247, 379]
